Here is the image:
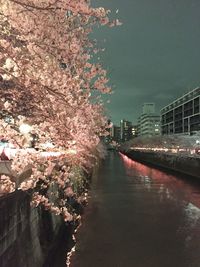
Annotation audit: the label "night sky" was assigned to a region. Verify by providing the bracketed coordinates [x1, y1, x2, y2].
[92, 0, 200, 125]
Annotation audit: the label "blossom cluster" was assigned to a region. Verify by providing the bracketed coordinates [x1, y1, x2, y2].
[0, 0, 116, 219]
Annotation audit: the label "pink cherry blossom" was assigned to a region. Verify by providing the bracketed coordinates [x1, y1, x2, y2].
[0, 0, 118, 221]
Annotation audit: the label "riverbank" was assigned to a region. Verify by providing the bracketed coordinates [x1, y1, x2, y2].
[121, 150, 200, 179]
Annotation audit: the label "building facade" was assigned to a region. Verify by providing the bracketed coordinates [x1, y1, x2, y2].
[142, 103, 155, 114]
[131, 125, 138, 138]
[110, 124, 121, 143]
[161, 87, 200, 135]
[137, 103, 161, 136]
[138, 114, 160, 136]
[120, 119, 133, 142]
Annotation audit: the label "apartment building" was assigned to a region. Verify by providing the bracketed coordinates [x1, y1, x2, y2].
[137, 103, 161, 136]
[161, 87, 200, 135]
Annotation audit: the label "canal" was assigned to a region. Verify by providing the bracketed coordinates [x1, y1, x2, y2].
[63, 151, 200, 267]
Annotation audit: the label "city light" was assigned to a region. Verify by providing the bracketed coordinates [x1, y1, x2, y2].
[41, 142, 54, 149]
[130, 146, 199, 155]
[19, 123, 32, 135]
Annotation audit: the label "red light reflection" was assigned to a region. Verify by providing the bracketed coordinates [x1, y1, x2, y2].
[119, 152, 200, 208]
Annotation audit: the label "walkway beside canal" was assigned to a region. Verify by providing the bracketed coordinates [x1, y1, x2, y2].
[70, 151, 200, 267]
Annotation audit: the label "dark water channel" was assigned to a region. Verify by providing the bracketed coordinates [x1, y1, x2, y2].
[66, 152, 200, 267]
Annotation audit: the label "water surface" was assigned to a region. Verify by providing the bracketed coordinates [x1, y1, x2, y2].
[71, 152, 200, 267]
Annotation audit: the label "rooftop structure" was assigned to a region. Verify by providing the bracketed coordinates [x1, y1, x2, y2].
[142, 103, 155, 114]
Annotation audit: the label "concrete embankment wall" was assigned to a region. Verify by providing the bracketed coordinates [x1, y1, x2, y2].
[123, 150, 200, 179]
[0, 190, 63, 267]
[0, 157, 100, 267]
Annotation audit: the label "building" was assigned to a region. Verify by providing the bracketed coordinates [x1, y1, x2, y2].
[104, 120, 113, 144]
[142, 103, 155, 114]
[110, 124, 121, 143]
[131, 125, 138, 138]
[120, 119, 133, 142]
[138, 114, 160, 136]
[109, 120, 136, 143]
[137, 103, 161, 136]
[161, 87, 200, 135]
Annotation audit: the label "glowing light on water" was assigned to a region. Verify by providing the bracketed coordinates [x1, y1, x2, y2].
[184, 202, 200, 227]
[66, 236, 76, 267]
[65, 214, 83, 266]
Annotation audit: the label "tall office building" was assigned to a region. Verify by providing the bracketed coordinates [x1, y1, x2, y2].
[138, 103, 160, 136]
[161, 87, 200, 135]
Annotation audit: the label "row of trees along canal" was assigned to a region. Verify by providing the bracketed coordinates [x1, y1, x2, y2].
[0, 1, 120, 228]
[120, 134, 200, 156]
[119, 134, 200, 179]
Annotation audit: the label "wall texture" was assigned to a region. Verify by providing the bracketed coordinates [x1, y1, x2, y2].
[0, 190, 63, 267]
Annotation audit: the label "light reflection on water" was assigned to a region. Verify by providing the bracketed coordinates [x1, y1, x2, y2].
[71, 152, 200, 267]
[121, 153, 200, 208]
[185, 203, 200, 226]
[121, 153, 200, 258]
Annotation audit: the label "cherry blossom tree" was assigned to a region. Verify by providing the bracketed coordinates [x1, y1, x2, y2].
[120, 134, 200, 158]
[0, 0, 118, 220]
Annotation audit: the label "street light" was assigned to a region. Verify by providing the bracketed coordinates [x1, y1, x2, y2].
[19, 123, 32, 135]
[19, 123, 32, 147]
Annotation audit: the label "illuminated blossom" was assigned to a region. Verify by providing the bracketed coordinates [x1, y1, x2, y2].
[0, 0, 118, 221]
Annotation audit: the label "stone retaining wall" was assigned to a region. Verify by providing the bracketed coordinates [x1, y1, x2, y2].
[0, 190, 63, 267]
